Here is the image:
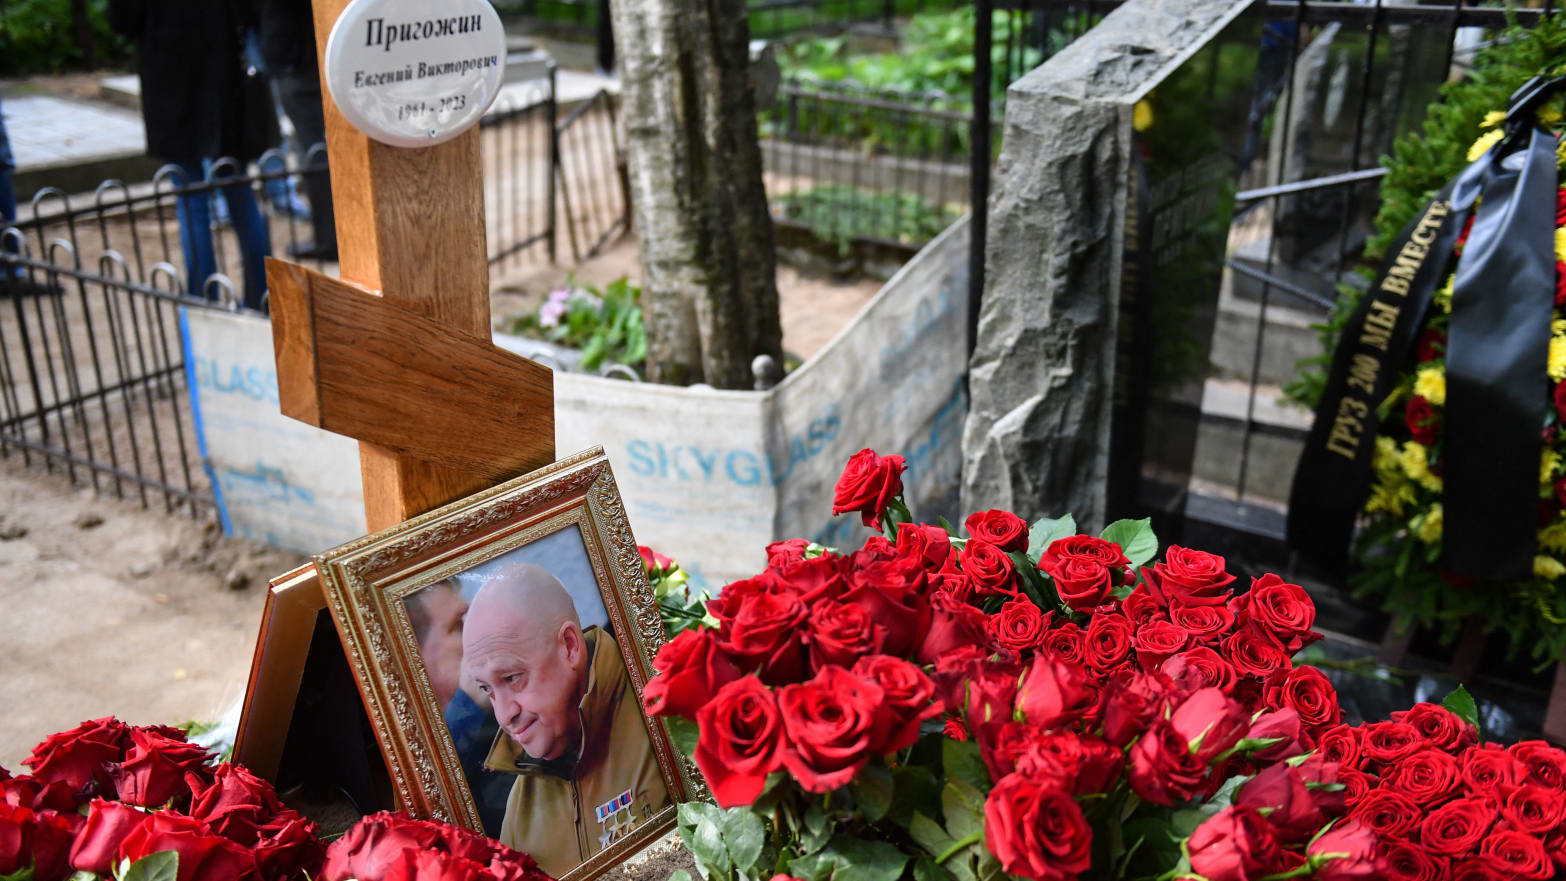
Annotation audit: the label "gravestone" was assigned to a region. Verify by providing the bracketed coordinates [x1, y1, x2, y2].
[961, 0, 1261, 532]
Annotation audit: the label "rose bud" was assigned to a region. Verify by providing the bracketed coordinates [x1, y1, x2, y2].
[1126, 720, 1207, 806]
[1307, 820, 1384, 881]
[1169, 687, 1248, 763]
[1235, 762, 1324, 843]
[1187, 806, 1283, 881]
[831, 448, 906, 529]
[964, 510, 1027, 553]
[1015, 656, 1095, 731]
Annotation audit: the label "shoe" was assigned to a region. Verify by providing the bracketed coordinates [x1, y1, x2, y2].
[286, 240, 339, 261]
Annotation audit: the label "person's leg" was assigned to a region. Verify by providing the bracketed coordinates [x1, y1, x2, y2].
[277, 68, 336, 256]
[173, 160, 218, 298]
[220, 178, 272, 310]
[0, 92, 20, 277]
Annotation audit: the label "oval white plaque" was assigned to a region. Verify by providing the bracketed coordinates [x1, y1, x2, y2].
[324, 0, 508, 148]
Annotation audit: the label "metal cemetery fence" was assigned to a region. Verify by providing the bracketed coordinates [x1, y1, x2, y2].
[0, 75, 630, 512]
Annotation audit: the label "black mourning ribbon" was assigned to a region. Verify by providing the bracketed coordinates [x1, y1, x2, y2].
[1444, 126, 1560, 579]
[1288, 112, 1560, 578]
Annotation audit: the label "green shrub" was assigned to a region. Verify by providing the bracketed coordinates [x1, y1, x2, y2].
[503, 276, 646, 372]
[0, 0, 131, 76]
[775, 184, 961, 253]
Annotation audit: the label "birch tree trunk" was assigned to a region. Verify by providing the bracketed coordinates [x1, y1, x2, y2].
[610, 0, 782, 388]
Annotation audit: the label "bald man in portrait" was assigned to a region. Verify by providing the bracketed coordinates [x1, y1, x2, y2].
[462, 562, 669, 876]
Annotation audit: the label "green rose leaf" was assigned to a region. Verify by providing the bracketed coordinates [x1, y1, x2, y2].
[798, 837, 910, 881]
[912, 857, 954, 881]
[889, 765, 940, 827]
[940, 778, 987, 842]
[851, 761, 894, 822]
[1027, 515, 1077, 559]
[1, 867, 36, 881]
[1442, 684, 1482, 741]
[678, 803, 730, 877]
[941, 739, 989, 791]
[721, 807, 767, 874]
[1099, 518, 1158, 569]
[118, 851, 178, 881]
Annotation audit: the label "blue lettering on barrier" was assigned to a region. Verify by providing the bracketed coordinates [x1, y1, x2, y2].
[218, 461, 316, 506]
[625, 405, 840, 488]
[191, 356, 280, 404]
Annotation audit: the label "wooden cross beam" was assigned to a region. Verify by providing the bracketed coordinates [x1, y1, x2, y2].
[262, 0, 555, 532]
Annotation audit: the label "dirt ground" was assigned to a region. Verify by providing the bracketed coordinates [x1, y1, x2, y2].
[0, 451, 304, 770]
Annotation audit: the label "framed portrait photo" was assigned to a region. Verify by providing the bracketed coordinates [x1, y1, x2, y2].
[314, 447, 699, 881]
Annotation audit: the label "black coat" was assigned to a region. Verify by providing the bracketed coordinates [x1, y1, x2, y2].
[255, 0, 319, 75]
[107, 0, 276, 163]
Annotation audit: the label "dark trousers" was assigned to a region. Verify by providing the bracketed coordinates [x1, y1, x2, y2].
[276, 66, 336, 249]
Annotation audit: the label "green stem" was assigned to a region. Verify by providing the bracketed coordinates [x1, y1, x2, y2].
[1255, 865, 1316, 881]
[936, 831, 985, 864]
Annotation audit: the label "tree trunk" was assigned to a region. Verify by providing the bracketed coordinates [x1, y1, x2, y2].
[610, 0, 782, 389]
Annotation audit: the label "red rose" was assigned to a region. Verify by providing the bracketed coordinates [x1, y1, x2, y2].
[382, 849, 486, 881]
[1454, 861, 1509, 881]
[119, 813, 256, 881]
[22, 717, 130, 797]
[1317, 724, 1363, 769]
[981, 723, 1048, 784]
[1169, 687, 1249, 763]
[1100, 670, 1173, 747]
[1152, 546, 1236, 603]
[1556, 381, 1566, 424]
[961, 666, 1022, 742]
[1420, 796, 1498, 856]
[253, 811, 327, 881]
[1479, 830, 1554, 880]
[1405, 395, 1440, 445]
[1350, 789, 1422, 839]
[1168, 602, 1236, 643]
[778, 666, 887, 792]
[895, 523, 952, 570]
[639, 545, 675, 575]
[1235, 763, 1325, 843]
[851, 655, 942, 753]
[1, 777, 76, 814]
[694, 676, 787, 807]
[1390, 747, 1461, 806]
[0, 802, 75, 881]
[1308, 821, 1383, 880]
[322, 813, 441, 881]
[841, 550, 930, 658]
[1021, 732, 1124, 797]
[643, 627, 743, 718]
[1127, 720, 1208, 806]
[1133, 620, 1189, 668]
[1162, 648, 1237, 696]
[964, 510, 1027, 552]
[1015, 656, 1095, 730]
[1263, 666, 1341, 731]
[1361, 721, 1425, 765]
[805, 599, 886, 671]
[831, 449, 906, 528]
[1037, 622, 1086, 666]
[1382, 840, 1446, 881]
[1187, 806, 1284, 881]
[109, 727, 212, 808]
[1501, 785, 1566, 836]
[1083, 613, 1133, 671]
[1337, 768, 1375, 807]
[69, 799, 148, 874]
[959, 540, 1019, 598]
[1219, 626, 1290, 679]
[1234, 574, 1318, 651]
[986, 600, 1047, 653]
[770, 554, 847, 606]
[1243, 709, 1308, 763]
[712, 584, 808, 685]
[1511, 741, 1566, 792]
[1038, 536, 1130, 612]
[917, 590, 988, 665]
[1417, 328, 1447, 362]
[765, 539, 809, 569]
[982, 774, 1091, 881]
[1119, 588, 1164, 627]
[1459, 743, 1525, 797]
[184, 762, 282, 847]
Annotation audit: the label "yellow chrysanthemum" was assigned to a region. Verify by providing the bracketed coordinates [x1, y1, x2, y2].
[1469, 128, 1506, 161]
[1414, 503, 1443, 544]
[1365, 471, 1417, 517]
[1400, 441, 1431, 480]
[1537, 555, 1566, 580]
[1542, 104, 1563, 126]
[1544, 448, 1561, 487]
[1551, 336, 1566, 381]
[1541, 523, 1566, 554]
[1373, 436, 1401, 475]
[1133, 100, 1154, 132]
[1414, 366, 1446, 406]
[1556, 227, 1566, 265]
[1433, 275, 1454, 314]
[1482, 110, 1507, 129]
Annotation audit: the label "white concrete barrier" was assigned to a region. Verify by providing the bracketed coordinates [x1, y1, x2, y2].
[182, 217, 970, 587]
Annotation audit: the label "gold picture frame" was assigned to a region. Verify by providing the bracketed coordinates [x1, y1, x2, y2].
[313, 447, 700, 881]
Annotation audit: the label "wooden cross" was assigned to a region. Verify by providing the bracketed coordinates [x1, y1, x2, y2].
[264, 0, 555, 531]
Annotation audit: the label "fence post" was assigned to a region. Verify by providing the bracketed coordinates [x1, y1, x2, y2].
[547, 64, 559, 264]
[967, 0, 992, 363]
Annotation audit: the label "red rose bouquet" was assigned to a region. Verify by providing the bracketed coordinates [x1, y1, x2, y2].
[0, 718, 325, 881]
[321, 812, 554, 881]
[643, 450, 1409, 881]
